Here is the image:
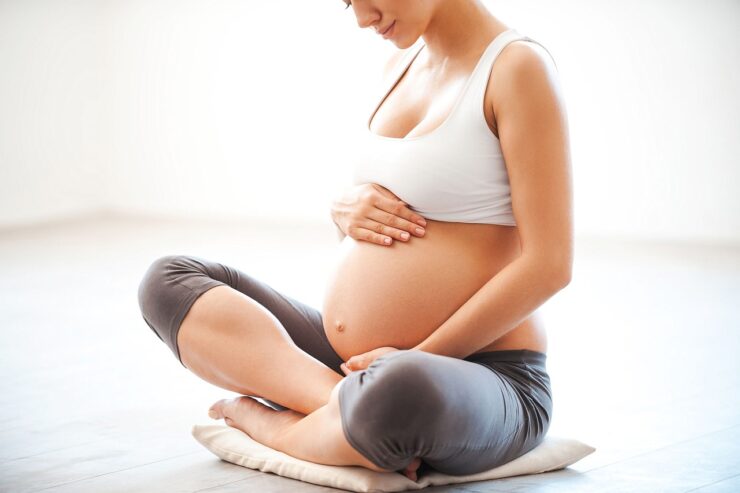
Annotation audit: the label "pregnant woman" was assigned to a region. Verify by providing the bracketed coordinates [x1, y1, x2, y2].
[137, 0, 572, 481]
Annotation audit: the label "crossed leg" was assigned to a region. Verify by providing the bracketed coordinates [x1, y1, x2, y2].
[137, 255, 421, 478]
[209, 348, 554, 479]
[207, 377, 423, 480]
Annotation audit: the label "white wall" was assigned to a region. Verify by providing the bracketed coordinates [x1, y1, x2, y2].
[1, 0, 739, 243]
[0, 0, 108, 225]
[98, 0, 376, 223]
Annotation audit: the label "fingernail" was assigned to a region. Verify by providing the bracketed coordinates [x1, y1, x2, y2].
[208, 409, 219, 419]
[401, 232, 409, 240]
[415, 227, 425, 235]
[417, 219, 426, 226]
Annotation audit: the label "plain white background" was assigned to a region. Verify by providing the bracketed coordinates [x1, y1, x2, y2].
[1, 0, 738, 242]
[1, 3, 740, 491]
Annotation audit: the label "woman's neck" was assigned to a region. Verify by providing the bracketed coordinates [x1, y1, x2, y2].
[420, 0, 508, 67]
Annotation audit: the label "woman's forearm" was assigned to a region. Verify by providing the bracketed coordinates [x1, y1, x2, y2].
[330, 203, 346, 241]
[334, 223, 346, 241]
[412, 255, 570, 359]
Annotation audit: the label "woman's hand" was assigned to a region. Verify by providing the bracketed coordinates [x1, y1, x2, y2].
[340, 346, 401, 375]
[330, 183, 427, 246]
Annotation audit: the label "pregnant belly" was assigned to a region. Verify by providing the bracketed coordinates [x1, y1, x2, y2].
[321, 220, 543, 362]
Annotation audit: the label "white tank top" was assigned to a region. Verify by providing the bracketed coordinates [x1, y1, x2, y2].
[351, 28, 556, 226]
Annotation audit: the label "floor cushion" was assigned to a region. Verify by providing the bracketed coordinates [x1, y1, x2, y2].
[192, 423, 596, 492]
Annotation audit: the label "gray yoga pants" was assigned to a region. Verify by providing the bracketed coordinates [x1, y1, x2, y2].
[137, 254, 553, 476]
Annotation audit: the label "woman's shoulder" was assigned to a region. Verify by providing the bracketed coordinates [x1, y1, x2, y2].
[487, 36, 560, 111]
[494, 36, 558, 77]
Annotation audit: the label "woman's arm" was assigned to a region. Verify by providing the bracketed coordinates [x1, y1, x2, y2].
[330, 195, 347, 242]
[412, 256, 568, 359]
[413, 40, 573, 359]
[328, 47, 416, 244]
[334, 222, 346, 242]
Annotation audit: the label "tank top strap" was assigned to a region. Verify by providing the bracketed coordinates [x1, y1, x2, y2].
[453, 29, 559, 122]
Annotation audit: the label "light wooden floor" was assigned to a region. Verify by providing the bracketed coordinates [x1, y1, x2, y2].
[1, 213, 739, 493]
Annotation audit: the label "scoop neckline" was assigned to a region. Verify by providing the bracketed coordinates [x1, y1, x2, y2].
[366, 28, 516, 142]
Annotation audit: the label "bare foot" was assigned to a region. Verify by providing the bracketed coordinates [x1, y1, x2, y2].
[209, 394, 424, 480]
[402, 457, 423, 481]
[208, 396, 304, 449]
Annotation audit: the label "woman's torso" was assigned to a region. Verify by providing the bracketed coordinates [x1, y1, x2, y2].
[322, 221, 547, 362]
[322, 25, 549, 361]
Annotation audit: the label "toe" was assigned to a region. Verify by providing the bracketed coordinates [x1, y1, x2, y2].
[403, 457, 422, 481]
[405, 457, 422, 471]
[208, 398, 230, 420]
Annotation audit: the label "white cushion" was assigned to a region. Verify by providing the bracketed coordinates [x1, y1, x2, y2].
[192, 424, 595, 492]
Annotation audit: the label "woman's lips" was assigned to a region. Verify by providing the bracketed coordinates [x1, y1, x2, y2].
[380, 21, 396, 39]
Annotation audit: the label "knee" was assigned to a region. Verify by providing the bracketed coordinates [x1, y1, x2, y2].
[354, 350, 445, 420]
[137, 254, 190, 320]
[339, 351, 447, 464]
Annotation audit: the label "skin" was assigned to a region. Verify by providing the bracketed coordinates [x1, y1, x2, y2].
[187, 0, 572, 481]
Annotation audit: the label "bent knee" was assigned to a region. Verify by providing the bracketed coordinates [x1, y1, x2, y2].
[337, 351, 448, 470]
[344, 350, 447, 421]
[375, 350, 444, 391]
[137, 255, 187, 317]
[137, 253, 218, 336]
